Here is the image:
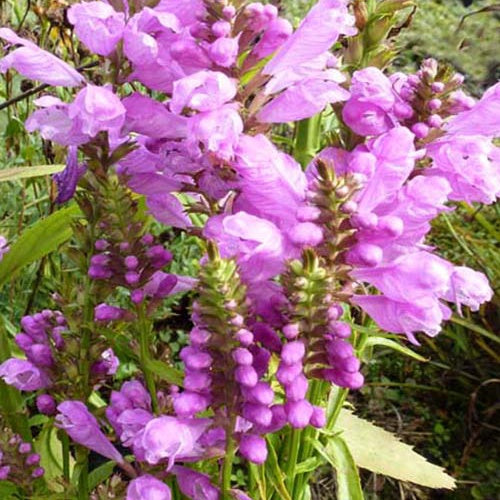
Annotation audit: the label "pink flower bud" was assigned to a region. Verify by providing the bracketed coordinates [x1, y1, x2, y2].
[239, 434, 268, 464]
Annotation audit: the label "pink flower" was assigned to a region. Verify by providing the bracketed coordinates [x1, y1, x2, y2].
[56, 401, 124, 463]
[170, 71, 237, 114]
[126, 475, 171, 500]
[264, 0, 355, 75]
[0, 358, 50, 391]
[258, 78, 349, 123]
[139, 416, 210, 468]
[67, 1, 125, 56]
[69, 85, 126, 137]
[0, 28, 85, 87]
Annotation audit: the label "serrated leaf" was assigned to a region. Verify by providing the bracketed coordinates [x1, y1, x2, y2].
[334, 410, 456, 489]
[363, 336, 427, 362]
[0, 165, 64, 182]
[0, 204, 81, 287]
[145, 359, 183, 386]
[312, 438, 363, 500]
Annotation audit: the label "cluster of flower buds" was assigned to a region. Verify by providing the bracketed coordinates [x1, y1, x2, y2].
[0, 309, 118, 395]
[90, 233, 173, 302]
[0, 428, 44, 486]
[0, 310, 66, 391]
[393, 58, 476, 138]
[172, 246, 278, 464]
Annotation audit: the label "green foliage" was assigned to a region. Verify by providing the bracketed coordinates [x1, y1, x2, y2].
[0, 204, 80, 287]
[395, 0, 500, 93]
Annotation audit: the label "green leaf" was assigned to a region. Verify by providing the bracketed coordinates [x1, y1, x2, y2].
[35, 423, 74, 491]
[294, 457, 323, 475]
[363, 336, 427, 362]
[335, 410, 456, 489]
[312, 438, 363, 500]
[0, 165, 65, 182]
[88, 461, 117, 491]
[0, 480, 20, 498]
[145, 359, 183, 386]
[0, 204, 80, 287]
[264, 438, 292, 500]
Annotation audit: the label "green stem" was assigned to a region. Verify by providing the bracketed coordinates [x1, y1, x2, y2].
[284, 428, 301, 492]
[291, 380, 328, 497]
[61, 431, 71, 482]
[138, 306, 159, 413]
[76, 447, 89, 500]
[222, 418, 237, 499]
[293, 115, 322, 168]
[326, 386, 349, 430]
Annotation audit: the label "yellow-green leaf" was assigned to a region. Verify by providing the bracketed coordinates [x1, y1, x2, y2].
[0, 164, 64, 182]
[334, 410, 456, 489]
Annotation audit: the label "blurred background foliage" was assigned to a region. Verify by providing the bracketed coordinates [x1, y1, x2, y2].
[0, 0, 499, 499]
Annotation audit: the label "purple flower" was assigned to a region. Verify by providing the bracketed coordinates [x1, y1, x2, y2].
[426, 135, 499, 204]
[239, 434, 268, 464]
[264, 0, 355, 76]
[0, 358, 50, 391]
[342, 67, 403, 136]
[69, 84, 126, 138]
[122, 93, 187, 139]
[444, 267, 493, 313]
[94, 303, 133, 322]
[204, 212, 286, 283]
[126, 475, 171, 500]
[233, 134, 307, 229]
[187, 104, 243, 160]
[173, 466, 219, 500]
[56, 401, 124, 463]
[352, 295, 451, 343]
[207, 36, 239, 68]
[36, 394, 57, 415]
[54, 146, 87, 204]
[91, 348, 119, 377]
[259, 77, 349, 123]
[0, 28, 85, 87]
[171, 71, 237, 114]
[146, 194, 193, 230]
[446, 82, 500, 137]
[139, 416, 210, 467]
[67, 1, 125, 56]
[25, 96, 89, 146]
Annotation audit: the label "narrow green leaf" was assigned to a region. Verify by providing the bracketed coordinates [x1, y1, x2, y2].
[264, 437, 293, 500]
[88, 461, 117, 491]
[294, 457, 323, 475]
[312, 438, 363, 500]
[363, 336, 427, 362]
[450, 316, 500, 345]
[145, 359, 183, 386]
[0, 165, 64, 182]
[335, 410, 456, 489]
[0, 204, 81, 287]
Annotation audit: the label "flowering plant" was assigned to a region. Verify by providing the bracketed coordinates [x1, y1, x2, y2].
[0, 0, 498, 499]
